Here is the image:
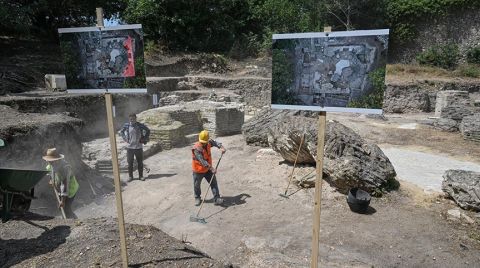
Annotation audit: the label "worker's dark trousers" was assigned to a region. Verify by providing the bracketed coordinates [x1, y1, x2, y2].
[127, 148, 143, 178]
[64, 195, 77, 219]
[193, 171, 220, 199]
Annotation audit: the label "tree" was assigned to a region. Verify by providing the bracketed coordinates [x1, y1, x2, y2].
[321, 0, 386, 31]
[122, 0, 253, 52]
[0, 0, 125, 37]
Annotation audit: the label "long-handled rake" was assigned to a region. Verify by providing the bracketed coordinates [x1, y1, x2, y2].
[52, 184, 67, 220]
[279, 133, 305, 199]
[190, 153, 224, 224]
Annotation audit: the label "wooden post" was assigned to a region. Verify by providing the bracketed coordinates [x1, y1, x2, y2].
[310, 26, 331, 268]
[96, 8, 104, 27]
[98, 8, 128, 268]
[310, 111, 326, 268]
[105, 94, 129, 268]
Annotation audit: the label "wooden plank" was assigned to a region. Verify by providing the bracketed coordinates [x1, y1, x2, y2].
[105, 93, 129, 268]
[96, 8, 104, 27]
[310, 111, 326, 268]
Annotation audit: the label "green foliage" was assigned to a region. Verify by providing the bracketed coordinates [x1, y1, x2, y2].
[347, 68, 386, 109]
[0, 1, 33, 34]
[59, 39, 84, 89]
[457, 64, 480, 78]
[123, 0, 252, 52]
[0, 0, 125, 37]
[271, 48, 296, 104]
[416, 44, 459, 70]
[466, 46, 480, 65]
[5, 0, 480, 57]
[386, 0, 480, 43]
[124, 56, 146, 88]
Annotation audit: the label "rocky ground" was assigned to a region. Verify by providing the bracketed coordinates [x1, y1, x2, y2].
[0, 214, 224, 267]
[2, 46, 480, 267]
[71, 116, 480, 267]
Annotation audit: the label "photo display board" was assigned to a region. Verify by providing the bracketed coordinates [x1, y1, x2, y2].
[58, 24, 146, 93]
[271, 29, 389, 114]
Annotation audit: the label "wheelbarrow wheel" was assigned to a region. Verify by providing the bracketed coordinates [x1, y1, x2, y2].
[10, 190, 33, 214]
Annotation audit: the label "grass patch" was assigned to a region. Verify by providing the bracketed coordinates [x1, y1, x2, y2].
[387, 64, 480, 79]
[455, 64, 480, 78]
[469, 231, 480, 242]
[387, 64, 451, 77]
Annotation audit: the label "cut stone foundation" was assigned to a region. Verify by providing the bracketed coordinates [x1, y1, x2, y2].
[137, 101, 244, 149]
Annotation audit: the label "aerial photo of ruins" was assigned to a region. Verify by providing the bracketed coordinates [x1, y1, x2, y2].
[1, 2, 480, 268]
[272, 32, 389, 109]
[59, 27, 145, 90]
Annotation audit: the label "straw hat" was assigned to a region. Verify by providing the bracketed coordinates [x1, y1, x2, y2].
[42, 148, 64, 162]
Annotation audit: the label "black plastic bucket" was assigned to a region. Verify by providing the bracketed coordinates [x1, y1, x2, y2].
[346, 188, 371, 214]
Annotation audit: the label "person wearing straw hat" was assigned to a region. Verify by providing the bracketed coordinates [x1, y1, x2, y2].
[191, 130, 226, 206]
[43, 148, 79, 219]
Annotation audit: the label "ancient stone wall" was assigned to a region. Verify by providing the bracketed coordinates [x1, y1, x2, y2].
[0, 94, 152, 138]
[390, 9, 480, 63]
[0, 105, 83, 169]
[383, 80, 480, 113]
[138, 101, 244, 149]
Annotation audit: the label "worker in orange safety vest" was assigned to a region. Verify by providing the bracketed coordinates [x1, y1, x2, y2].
[191, 130, 226, 206]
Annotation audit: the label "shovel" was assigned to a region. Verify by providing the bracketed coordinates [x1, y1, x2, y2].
[190, 153, 224, 224]
[279, 133, 305, 199]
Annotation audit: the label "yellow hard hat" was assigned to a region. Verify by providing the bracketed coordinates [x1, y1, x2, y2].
[199, 130, 209, 143]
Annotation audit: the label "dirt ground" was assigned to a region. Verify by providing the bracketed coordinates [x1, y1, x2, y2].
[3, 46, 480, 267]
[0, 214, 224, 267]
[70, 113, 480, 267]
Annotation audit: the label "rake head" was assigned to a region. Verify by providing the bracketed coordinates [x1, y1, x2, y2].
[278, 193, 289, 199]
[189, 215, 207, 224]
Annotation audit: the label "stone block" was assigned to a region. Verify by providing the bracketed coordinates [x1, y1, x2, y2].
[435, 90, 471, 117]
[45, 74, 66, 91]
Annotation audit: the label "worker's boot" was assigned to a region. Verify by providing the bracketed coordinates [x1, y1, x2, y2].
[127, 177, 133, 182]
[195, 198, 202, 206]
[214, 197, 224, 206]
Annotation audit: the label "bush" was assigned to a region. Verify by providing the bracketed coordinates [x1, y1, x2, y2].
[416, 44, 459, 70]
[457, 64, 480, 78]
[348, 68, 386, 109]
[271, 48, 296, 104]
[467, 46, 480, 65]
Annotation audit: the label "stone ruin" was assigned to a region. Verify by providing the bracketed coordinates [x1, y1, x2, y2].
[434, 90, 480, 141]
[137, 100, 244, 150]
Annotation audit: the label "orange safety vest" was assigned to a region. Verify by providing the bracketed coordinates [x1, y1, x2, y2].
[192, 142, 212, 173]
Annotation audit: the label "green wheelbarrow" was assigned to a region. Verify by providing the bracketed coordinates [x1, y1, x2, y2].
[0, 168, 48, 222]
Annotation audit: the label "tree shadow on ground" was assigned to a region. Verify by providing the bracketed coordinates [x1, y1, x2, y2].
[0, 225, 71, 267]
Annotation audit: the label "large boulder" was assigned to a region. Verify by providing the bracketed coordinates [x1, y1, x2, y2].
[442, 170, 480, 211]
[244, 109, 398, 194]
[242, 109, 285, 147]
[460, 113, 480, 142]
